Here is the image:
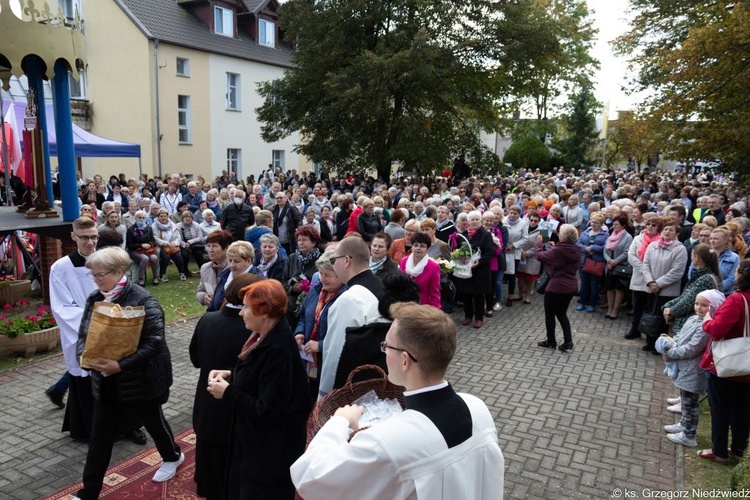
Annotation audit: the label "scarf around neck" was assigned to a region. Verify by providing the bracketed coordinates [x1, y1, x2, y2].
[102, 275, 128, 302]
[297, 247, 321, 267]
[405, 253, 429, 277]
[155, 219, 171, 232]
[657, 238, 678, 250]
[638, 231, 661, 261]
[238, 330, 269, 361]
[257, 253, 279, 277]
[370, 256, 387, 274]
[605, 228, 626, 251]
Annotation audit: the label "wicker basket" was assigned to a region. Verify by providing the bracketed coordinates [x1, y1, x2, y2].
[311, 364, 405, 436]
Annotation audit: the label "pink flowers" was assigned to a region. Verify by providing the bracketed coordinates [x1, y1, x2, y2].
[299, 279, 311, 294]
[2, 303, 11, 310]
[18, 299, 29, 306]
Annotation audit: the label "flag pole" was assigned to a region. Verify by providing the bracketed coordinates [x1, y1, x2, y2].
[1, 105, 12, 206]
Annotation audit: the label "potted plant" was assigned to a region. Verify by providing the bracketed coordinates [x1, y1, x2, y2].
[0, 300, 59, 357]
[0, 275, 32, 307]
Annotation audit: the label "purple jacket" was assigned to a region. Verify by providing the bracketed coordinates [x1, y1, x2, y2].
[535, 241, 580, 295]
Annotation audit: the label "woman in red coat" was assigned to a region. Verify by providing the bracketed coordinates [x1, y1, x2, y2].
[400, 232, 441, 308]
[698, 259, 750, 462]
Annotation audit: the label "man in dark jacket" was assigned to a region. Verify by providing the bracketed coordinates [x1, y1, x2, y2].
[272, 191, 302, 255]
[220, 190, 255, 242]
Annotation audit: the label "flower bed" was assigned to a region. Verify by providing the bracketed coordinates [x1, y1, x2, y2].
[0, 301, 60, 357]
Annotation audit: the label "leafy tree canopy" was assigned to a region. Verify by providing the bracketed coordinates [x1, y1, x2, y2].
[503, 135, 551, 171]
[552, 86, 600, 170]
[615, 1, 750, 172]
[257, 0, 567, 180]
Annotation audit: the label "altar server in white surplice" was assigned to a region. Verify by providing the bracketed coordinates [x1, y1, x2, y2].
[291, 303, 505, 500]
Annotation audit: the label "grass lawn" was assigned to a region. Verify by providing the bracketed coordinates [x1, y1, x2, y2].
[0, 263, 206, 372]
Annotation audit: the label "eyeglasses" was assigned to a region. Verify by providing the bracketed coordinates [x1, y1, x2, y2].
[75, 234, 99, 242]
[87, 270, 115, 280]
[380, 341, 418, 363]
[329, 254, 350, 264]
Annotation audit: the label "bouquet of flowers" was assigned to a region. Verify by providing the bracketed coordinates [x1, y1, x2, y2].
[435, 258, 456, 274]
[449, 235, 480, 279]
[295, 278, 312, 317]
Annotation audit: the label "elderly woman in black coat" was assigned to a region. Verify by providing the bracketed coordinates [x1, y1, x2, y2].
[190, 273, 260, 500]
[75, 247, 182, 500]
[207, 279, 312, 499]
[451, 210, 495, 328]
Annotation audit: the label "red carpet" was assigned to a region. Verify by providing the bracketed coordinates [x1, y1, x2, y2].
[45, 428, 198, 499]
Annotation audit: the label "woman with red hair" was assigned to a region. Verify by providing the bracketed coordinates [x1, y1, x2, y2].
[207, 280, 312, 498]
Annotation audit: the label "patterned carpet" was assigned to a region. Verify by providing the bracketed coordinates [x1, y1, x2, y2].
[45, 428, 198, 499]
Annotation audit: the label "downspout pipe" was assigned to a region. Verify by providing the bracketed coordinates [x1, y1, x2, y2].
[154, 38, 162, 178]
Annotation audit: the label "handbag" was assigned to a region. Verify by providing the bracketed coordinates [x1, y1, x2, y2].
[536, 273, 550, 295]
[582, 258, 605, 276]
[160, 229, 181, 255]
[80, 303, 146, 369]
[612, 264, 633, 279]
[638, 296, 663, 338]
[712, 294, 750, 378]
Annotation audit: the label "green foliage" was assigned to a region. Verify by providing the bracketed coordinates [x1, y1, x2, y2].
[732, 451, 750, 491]
[502, 0, 599, 120]
[615, 1, 750, 173]
[552, 86, 600, 169]
[503, 136, 551, 171]
[0, 302, 56, 339]
[257, 0, 557, 180]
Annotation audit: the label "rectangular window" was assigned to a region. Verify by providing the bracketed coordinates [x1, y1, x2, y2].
[62, 0, 81, 19]
[178, 95, 191, 144]
[68, 70, 86, 99]
[259, 19, 275, 47]
[272, 150, 285, 169]
[176, 58, 190, 77]
[215, 6, 234, 37]
[226, 73, 240, 110]
[227, 149, 241, 177]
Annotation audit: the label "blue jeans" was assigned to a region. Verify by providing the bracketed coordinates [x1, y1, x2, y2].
[579, 267, 601, 306]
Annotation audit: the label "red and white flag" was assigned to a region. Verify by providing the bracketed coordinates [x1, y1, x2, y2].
[1, 104, 25, 182]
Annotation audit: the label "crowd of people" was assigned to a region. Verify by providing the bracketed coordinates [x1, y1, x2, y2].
[39, 163, 750, 497]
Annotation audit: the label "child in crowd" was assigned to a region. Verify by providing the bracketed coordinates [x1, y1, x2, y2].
[661, 289, 725, 447]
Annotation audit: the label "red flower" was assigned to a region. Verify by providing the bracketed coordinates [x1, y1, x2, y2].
[0, 313, 5, 320]
[50, 317, 56, 324]
[2, 303, 12, 310]
[18, 299, 29, 306]
[299, 279, 311, 294]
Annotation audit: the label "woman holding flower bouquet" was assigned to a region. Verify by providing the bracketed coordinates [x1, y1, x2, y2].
[282, 226, 321, 329]
[452, 210, 495, 328]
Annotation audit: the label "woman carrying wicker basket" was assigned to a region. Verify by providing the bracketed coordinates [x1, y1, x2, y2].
[450, 210, 495, 328]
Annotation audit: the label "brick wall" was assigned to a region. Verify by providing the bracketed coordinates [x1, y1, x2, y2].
[39, 236, 65, 306]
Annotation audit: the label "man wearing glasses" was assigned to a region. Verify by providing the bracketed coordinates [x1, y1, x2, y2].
[47, 217, 146, 445]
[318, 237, 384, 399]
[292, 303, 505, 499]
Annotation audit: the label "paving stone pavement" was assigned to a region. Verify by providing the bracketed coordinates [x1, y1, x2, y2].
[0, 296, 680, 499]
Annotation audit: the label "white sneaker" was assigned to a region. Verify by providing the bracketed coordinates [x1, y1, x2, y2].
[667, 403, 682, 414]
[493, 302, 502, 311]
[664, 423, 685, 433]
[160, 276, 169, 283]
[179, 273, 187, 281]
[667, 431, 697, 447]
[152, 453, 184, 482]
[667, 396, 681, 405]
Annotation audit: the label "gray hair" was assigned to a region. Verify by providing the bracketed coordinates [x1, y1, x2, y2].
[134, 209, 148, 218]
[202, 209, 214, 219]
[259, 233, 280, 247]
[558, 224, 579, 243]
[85, 246, 131, 272]
[316, 249, 336, 272]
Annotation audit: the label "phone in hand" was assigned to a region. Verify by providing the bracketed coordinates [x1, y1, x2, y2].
[541, 228, 550, 243]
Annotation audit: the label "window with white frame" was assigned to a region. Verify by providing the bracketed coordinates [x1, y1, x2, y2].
[272, 150, 285, 169]
[259, 19, 275, 47]
[61, 0, 82, 19]
[226, 73, 240, 110]
[227, 149, 241, 177]
[178, 95, 191, 144]
[215, 6, 234, 37]
[176, 58, 190, 77]
[68, 69, 86, 99]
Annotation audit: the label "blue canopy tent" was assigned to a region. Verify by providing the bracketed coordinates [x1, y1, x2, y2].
[2, 99, 141, 160]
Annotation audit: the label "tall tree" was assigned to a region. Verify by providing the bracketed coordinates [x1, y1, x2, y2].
[501, 0, 599, 121]
[256, 0, 554, 180]
[552, 86, 599, 169]
[615, 1, 750, 172]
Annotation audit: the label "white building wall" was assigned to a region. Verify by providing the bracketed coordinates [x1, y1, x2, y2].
[208, 55, 301, 181]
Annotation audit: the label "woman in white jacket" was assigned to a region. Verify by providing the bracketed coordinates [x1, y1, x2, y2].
[640, 219, 689, 353]
[626, 215, 663, 341]
[504, 205, 528, 307]
[152, 208, 188, 282]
